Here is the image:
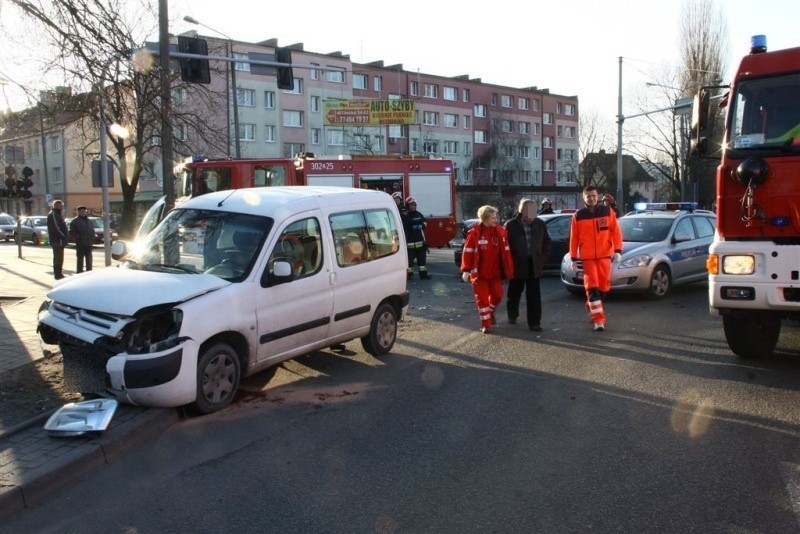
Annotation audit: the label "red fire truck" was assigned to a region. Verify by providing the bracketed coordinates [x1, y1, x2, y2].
[693, 35, 800, 359]
[139, 154, 457, 248]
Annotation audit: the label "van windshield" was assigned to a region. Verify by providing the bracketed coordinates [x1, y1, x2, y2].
[126, 209, 273, 282]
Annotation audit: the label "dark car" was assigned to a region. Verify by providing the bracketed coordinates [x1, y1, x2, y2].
[0, 212, 16, 241]
[66, 216, 118, 244]
[454, 213, 572, 272]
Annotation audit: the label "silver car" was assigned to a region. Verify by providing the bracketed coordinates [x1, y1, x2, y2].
[0, 213, 15, 241]
[561, 205, 716, 299]
[15, 215, 50, 245]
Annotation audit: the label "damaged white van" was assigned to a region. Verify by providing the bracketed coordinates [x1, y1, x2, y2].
[38, 187, 409, 413]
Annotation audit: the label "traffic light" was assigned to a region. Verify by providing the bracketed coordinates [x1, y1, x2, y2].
[276, 47, 293, 90]
[178, 36, 211, 84]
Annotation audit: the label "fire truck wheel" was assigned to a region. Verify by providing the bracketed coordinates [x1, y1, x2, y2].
[194, 342, 241, 414]
[722, 311, 780, 359]
[360, 302, 397, 356]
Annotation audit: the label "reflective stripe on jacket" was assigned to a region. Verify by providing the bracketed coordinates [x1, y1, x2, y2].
[460, 223, 514, 281]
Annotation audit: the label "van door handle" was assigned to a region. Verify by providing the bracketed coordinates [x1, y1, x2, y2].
[329, 271, 336, 285]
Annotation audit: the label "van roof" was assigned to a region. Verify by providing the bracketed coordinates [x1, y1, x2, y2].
[180, 186, 391, 218]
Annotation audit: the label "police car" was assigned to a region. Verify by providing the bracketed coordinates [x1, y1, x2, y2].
[560, 203, 716, 299]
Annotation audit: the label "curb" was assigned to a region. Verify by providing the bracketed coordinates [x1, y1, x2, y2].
[0, 406, 180, 521]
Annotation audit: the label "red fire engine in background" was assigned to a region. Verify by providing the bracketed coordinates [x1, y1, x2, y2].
[693, 35, 800, 359]
[139, 154, 457, 248]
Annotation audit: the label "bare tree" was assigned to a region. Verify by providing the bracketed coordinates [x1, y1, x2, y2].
[8, 0, 227, 236]
[578, 109, 615, 188]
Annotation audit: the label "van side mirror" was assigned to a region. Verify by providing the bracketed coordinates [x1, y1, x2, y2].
[262, 259, 294, 287]
[111, 240, 129, 261]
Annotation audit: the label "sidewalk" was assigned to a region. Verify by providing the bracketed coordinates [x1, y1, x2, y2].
[0, 246, 179, 520]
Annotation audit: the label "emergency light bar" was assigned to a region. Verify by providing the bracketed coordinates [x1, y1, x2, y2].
[632, 202, 699, 212]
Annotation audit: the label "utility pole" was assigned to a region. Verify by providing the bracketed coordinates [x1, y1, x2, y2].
[159, 0, 174, 212]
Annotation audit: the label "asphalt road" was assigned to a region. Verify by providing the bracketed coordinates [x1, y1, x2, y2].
[6, 248, 800, 532]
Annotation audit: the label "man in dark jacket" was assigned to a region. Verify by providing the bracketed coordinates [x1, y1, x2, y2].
[504, 198, 551, 331]
[46, 199, 69, 280]
[69, 205, 94, 273]
[403, 196, 430, 279]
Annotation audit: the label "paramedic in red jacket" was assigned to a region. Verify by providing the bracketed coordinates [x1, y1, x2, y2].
[460, 205, 514, 334]
[569, 186, 623, 332]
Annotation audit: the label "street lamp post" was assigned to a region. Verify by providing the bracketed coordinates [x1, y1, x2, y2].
[183, 16, 241, 159]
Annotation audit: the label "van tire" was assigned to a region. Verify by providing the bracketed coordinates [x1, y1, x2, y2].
[194, 343, 241, 414]
[361, 302, 397, 356]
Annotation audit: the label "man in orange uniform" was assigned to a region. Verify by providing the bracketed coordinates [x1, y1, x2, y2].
[460, 205, 514, 333]
[569, 186, 623, 332]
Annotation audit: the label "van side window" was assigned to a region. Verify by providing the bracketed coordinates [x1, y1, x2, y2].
[330, 209, 398, 267]
[267, 217, 322, 278]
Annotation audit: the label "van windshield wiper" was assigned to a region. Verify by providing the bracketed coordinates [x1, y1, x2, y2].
[142, 263, 200, 274]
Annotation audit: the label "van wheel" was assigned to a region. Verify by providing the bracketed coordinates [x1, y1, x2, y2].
[194, 343, 241, 414]
[361, 302, 397, 356]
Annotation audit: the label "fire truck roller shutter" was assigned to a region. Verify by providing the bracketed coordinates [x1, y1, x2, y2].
[407, 174, 452, 217]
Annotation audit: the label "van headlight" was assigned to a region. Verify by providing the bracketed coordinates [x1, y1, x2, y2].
[722, 255, 755, 275]
[122, 308, 184, 354]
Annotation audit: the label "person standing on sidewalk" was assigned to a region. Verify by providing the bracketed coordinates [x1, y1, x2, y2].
[460, 205, 514, 334]
[403, 197, 430, 279]
[568, 186, 623, 332]
[46, 199, 69, 280]
[505, 199, 551, 331]
[69, 205, 94, 273]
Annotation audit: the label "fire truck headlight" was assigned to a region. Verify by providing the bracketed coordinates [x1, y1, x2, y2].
[722, 255, 755, 275]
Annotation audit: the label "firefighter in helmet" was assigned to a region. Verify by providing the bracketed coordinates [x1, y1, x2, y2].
[602, 194, 619, 216]
[539, 197, 554, 215]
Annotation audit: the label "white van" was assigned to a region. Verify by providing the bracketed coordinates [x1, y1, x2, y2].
[38, 187, 409, 413]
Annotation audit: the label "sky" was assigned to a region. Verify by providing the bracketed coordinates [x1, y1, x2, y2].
[2, 0, 800, 136]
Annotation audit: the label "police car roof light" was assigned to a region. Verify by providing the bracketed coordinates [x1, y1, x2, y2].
[633, 202, 698, 212]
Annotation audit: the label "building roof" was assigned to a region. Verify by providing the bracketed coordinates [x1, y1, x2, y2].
[581, 150, 656, 184]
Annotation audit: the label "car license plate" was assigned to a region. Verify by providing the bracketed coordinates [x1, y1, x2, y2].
[576, 271, 583, 281]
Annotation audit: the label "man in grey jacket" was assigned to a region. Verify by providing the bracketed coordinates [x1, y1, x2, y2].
[504, 199, 551, 331]
[69, 206, 94, 273]
[46, 199, 69, 279]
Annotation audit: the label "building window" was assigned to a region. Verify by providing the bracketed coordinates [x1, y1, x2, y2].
[353, 74, 367, 90]
[423, 111, 439, 126]
[533, 170, 541, 184]
[533, 122, 541, 136]
[557, 103, 563, 114]
[310, 63, 320, 80]
[519, 122, 530, 134]
[501, 95, 512, 108]
[410, 138, 419, 152]
[474, 104, 486, 117]
[491, 93, 497, 106]
[520, 170, 531, 183]
[564, 104, 575, 116]
[234, 52, 250, 72]
[141, 162, 157, 181]
[283, 143, 305, 158]
[543, 136, 553, 148]
[265, 125, 276, 143]
[283, 110, 303, 127]
[237, 88, 255, 107]
[410, 81, 418, 96]
[327, 69, 344, 83]
[423, 84, 438, 98]
[565, 126, 575, 138]
[543, 112, 553, 125]
[174, 124, 187, 141]
[389, 124, 403, 139]
[520, 146, 530, 158]
[500, 119, 513, 133]
[501, 145, 513, 157]
[310, 128, 321, 145]
[443, 86, 456, 101]
[239, 123, 255, 141]
[373, 76, 382, 92]
[533, 146, 540, 159]
[543, 159, 554, 171]
[462, 88, 470, 102]
[328, 130, 344, 146]
[284, 78, 303, 94]
[422, 141, 438, 154]
[443, 140, 458, 155]
[50, 135, 61, 152]
[310, 95, 321, 112]
[518, 97, 529, 110]
[474, 130, 487, 144]
[264, 91, 275, 109]
[463, 115, 471, 129]
[557, 125, 563, 137]
[532, 99, 540, 111]
[173, 87, 187, 106]
[463, 141, 471, 155]
[52, 166, 62, 184]
[444, 113, 457, 128]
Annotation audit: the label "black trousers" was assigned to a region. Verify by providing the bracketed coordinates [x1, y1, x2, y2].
[52, 245, 65, 279]
[506, 259, 542, 327]
[76, 245, 93, 273]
